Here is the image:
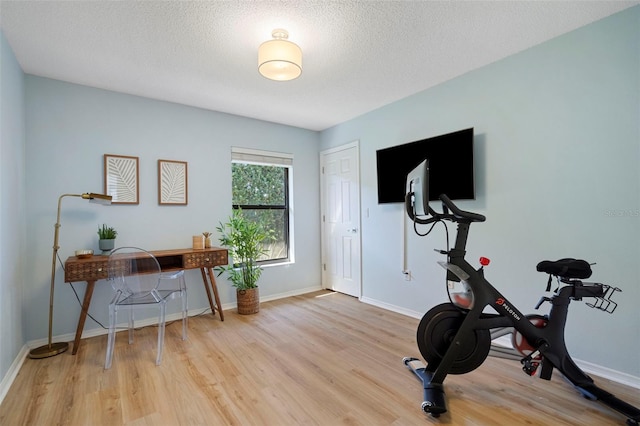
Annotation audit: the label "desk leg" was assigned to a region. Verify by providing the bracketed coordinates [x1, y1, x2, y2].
[199, 268, 217, 318]
[72, 280, 96, 355]
[206, 267, 225, 321]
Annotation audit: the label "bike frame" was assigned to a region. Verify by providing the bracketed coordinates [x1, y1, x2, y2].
[405, 194, 640, 424]
[431, 219, 602, 385]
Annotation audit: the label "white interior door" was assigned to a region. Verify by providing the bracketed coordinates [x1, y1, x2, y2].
[320, 142, 361, 298]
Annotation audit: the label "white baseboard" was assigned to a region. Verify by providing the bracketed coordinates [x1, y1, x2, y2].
[0, 344, 29, 404]
[259, 285, 323, 303]
[574, 358, 640, 390]
[360, 296, 640, 390]
[360, 296, 424, 319]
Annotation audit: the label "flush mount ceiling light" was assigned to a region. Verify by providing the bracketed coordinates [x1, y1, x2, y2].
[258, 29, 302, 81]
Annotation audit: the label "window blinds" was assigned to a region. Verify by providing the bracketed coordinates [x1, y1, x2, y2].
[231, 147, 293, 166]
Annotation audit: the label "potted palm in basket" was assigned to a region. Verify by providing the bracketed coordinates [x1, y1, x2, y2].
[216, 209, 271, 314]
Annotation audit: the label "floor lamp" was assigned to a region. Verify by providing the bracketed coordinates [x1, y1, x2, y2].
[29, 192, 112, 359]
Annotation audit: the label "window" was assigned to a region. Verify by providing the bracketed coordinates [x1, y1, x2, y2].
[231, 148, 293, 264]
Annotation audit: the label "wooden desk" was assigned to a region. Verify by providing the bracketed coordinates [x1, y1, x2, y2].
[64, 247, 228, 354]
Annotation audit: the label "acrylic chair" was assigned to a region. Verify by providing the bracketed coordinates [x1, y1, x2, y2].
[104, 247, 187, 369]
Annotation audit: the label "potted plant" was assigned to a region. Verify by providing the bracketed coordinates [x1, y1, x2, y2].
[216, 209, 272, 314]
[97, 224, 117, 253]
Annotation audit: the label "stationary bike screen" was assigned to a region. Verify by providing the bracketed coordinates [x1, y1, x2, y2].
[406, 159, 429, 217]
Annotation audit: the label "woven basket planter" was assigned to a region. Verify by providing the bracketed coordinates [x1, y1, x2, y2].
[237, 287, 259, 315]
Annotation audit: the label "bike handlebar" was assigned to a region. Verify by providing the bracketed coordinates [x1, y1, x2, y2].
[406, 193, 486, 224]
[439, 194, 486, 223]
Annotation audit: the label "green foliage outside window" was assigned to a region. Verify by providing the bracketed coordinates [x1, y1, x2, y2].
[232, 163, 289, 262]
[232, 163, 285, 205]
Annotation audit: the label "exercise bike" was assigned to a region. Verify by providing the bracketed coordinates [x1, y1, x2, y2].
[402, 160, 640, 425]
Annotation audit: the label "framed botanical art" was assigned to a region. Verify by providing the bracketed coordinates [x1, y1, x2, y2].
[158, 159, 188, 205]
[104, 154, 139, 204]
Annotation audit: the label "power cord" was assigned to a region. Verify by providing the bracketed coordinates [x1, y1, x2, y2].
[410, 207, 451, 254]
[411, 207, 450, 252]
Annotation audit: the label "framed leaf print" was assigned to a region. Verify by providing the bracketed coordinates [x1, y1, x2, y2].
[104, 154, 139, 204]
[158, 159, 188, 205]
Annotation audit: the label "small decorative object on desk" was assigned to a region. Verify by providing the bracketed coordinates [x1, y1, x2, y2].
[192, 235, 204, 250]
[97, 224, 117, 254]
[75, 249, 93, 259]
[203, 232, 212, 248]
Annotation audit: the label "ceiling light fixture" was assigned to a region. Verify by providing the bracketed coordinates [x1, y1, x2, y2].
[258, 29, 302, 81]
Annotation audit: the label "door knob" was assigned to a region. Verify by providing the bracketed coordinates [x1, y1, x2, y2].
[347, 228, 358, 233]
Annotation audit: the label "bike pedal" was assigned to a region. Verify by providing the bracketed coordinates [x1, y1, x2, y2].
[522, 361, 539, 376]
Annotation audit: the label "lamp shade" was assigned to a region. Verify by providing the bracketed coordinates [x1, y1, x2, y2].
[85, 192, 112, 205]
[258, 29, 302, 81]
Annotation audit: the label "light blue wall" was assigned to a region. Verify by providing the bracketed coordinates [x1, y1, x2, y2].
[321, 7, 640, 376]
[24, 77, 322, 345]
[0, 31, 26, 384]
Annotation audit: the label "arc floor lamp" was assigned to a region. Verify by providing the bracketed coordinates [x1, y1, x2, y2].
[29, 192, 112, 359]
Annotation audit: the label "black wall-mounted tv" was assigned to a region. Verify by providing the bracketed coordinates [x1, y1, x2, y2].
[376, 128, 475, 203]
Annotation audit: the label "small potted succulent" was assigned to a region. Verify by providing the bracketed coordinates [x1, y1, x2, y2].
[97, 224, 117, 253]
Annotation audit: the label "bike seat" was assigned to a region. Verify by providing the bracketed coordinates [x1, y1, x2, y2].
[536, 258, 592, 279]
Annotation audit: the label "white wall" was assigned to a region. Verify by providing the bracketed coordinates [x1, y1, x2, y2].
[0, 31, 26, 385]
[24, 77, 322, 345]
[320, 7, 640, 377]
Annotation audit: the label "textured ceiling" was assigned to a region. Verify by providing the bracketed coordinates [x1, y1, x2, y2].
[1, 1, 637, 131]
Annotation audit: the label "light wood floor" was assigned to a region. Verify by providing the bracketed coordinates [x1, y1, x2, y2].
[1, 290, 638, 425]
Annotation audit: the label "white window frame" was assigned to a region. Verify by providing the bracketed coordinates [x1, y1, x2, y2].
[231, 147, 295, 266]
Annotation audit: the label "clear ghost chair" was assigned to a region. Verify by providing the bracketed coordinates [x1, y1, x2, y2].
[105, 247, 187, 369]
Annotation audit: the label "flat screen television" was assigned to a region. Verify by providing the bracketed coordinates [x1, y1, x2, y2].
[376, 128, 474, 203]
